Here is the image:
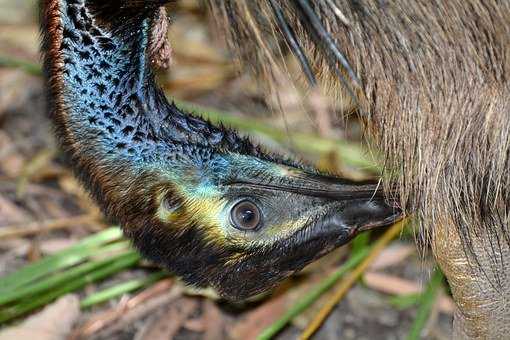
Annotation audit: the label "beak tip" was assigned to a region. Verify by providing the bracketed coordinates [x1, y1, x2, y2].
[334, 199, 403, 235]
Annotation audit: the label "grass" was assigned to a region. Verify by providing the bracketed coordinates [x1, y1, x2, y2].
[80, 271, 169, 309]
[0, 252, 142, 323]
[0, 227, 123, 293]
[0, 228, 145, 323]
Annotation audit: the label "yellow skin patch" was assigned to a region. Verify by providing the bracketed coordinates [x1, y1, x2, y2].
[263, 216, 310, 238]
[184, 196, 226, 241]
[222, 216, 315, 266]
[156, 186, 227, 245]
[154, 163, 324, 252]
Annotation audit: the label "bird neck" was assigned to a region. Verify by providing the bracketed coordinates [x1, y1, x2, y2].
[45, 0, 183, 161]
[41, 0, 247, 221]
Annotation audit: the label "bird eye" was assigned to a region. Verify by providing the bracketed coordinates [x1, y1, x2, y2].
[230, 200, 261, 231]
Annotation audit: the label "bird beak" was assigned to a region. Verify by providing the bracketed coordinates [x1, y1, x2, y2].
[233, 169, 402, 243]
[313, 192, 402, 245]
[294, 173, 402, 242]
[299, 172, 401, 228]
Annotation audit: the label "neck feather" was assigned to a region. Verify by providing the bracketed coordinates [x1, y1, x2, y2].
[41, 0, 252, 220]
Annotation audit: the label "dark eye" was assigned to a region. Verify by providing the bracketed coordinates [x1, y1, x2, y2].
[230, 200, 262, 230]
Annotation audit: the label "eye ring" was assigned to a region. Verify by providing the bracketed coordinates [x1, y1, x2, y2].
[230, 199, 262, 231]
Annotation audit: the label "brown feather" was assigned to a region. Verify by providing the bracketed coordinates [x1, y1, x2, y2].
[209, 1, 510, 336]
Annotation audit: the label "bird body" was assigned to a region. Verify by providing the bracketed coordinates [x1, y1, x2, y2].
[211, 1, 510, 338]
[40, 0, 399, 301]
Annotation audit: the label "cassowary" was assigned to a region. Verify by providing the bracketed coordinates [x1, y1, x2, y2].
[40, 0, 399, 301]
[40, 0, 509, 339]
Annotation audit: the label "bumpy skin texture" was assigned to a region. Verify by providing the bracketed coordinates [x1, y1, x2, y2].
[40, 0, 400, 300]
[434, 221, 510, 339]
[211, 0, 510, 338]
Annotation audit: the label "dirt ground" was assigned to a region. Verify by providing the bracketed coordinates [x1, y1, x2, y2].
[0, 1, 453, 339]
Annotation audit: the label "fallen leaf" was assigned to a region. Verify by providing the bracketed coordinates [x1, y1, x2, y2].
[364, 271, 422, 295]
[39, 238, 78, 255]
[202, 300, 224, 340]
[229, 294, 288, 340]
[0, 295, 80, 340]
[369, 243, 415, 270]
[135, 297, 198, 340]
[0, 194, 27, 226]
[73, 279, 176, 339]
[363, 271, 454, 314]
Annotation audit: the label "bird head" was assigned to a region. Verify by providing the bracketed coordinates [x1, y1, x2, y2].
[121, 144, 401, 300]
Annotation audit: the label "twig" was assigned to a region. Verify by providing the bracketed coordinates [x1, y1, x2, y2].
[0, 214, 100, 240]
[16, 148, 57, 199]
[257, 247, 370, 340]
[74, 279, 178, 339]
[299, 220, 406, 339]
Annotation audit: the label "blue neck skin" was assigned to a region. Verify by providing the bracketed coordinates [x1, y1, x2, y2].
[58, 0, 254, 173]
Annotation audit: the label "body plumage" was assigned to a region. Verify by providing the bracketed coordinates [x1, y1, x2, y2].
[211, 1, 510, 338]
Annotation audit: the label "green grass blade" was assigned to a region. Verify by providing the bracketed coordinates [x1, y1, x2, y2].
[351, 232, 371, 255]
[80, 271, 169, 309]
[257, 247, 370, 340]
[406, 268, 444, 340]
[388, 293, 421, 310]
[0, 251, 141, 324]
[0, 227, 123, 292]
[0, 242, 131, 306]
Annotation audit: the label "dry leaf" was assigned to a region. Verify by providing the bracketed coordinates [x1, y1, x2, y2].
[0, 194, 27, 226]
[363, 271, 455, 314]
[39, 238, 78, 255]
[135, 298, 198, 340]
[229, 294, 288, 340]
[202, 300, 224, 340]
[369, 243, 415, 270]
[0, 295, 80, 340]
[77, 283, 180, 340]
